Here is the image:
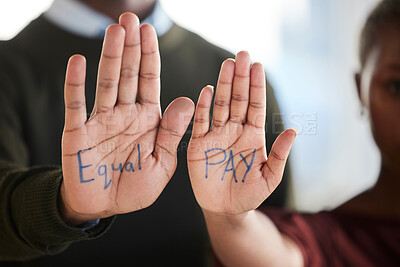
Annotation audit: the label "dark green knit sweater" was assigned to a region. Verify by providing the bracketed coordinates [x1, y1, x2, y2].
[0, 16, 287, 266]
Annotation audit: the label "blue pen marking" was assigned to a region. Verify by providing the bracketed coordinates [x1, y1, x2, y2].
[221, 150, 237, 182]
[98, 164, 112, 190]
[77, 148, 94, 183]
[111, 163, 123, 172]
[205, 148, 226, 179]
[78, 143, 143, 189]
[124, 162, 134, 172]
[239, 149, 256, 183]
[138, 144, 141, 170]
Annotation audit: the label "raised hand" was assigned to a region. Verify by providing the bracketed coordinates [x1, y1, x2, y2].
[187, 51, 296, 215]
[60, 13, 194, 225]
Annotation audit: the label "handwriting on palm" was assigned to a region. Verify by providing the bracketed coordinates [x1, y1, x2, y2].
[188, 52, 296, 215]
[61, 13, 194, 220]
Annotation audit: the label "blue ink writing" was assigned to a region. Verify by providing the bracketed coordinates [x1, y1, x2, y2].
[78, 148, 94, 183]
[112, 163, 123, 172]
[205, 148, 227, 179]
[138, 144, 141, 170]
[98, 164, 112, 190]
[76, 143, 142, 190]
[124, 162, 134, 172]
[204, 148, 257, 183]
[221, 150, 237, 182]
[239, 149, 256, 183]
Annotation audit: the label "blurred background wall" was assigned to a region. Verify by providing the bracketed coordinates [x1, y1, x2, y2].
[0, 0, 381, 212]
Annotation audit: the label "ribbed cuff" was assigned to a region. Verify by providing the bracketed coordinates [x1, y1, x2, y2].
[11, 166, 115, 255]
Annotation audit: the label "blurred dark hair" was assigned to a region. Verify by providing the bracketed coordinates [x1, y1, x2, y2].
[359, 0, 400, 67]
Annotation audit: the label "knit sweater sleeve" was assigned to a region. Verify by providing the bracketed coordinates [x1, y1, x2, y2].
[0, 54, 114, 261]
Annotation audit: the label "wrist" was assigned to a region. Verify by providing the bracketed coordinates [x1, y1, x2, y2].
[202, 208, 253, 229]
[58, 181, 96, 226]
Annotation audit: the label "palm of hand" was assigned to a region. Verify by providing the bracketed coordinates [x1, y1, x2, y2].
[188, 121, 268, 214]
[63, 103, 165, 215]
[188, 52, 296, 215]
[61, 13, 194, 221]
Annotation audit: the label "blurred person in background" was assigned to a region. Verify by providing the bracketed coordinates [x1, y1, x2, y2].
[0, 0, 287, 266]
[187, 0, 400, 266]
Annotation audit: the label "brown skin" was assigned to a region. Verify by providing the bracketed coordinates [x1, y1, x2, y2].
[58, 13, 195, 226]
[338, 21, 400, 219]
[194, 21, 400, 267]
[77, 0, 157, 22]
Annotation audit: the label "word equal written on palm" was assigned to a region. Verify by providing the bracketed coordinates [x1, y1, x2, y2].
[61, 13, 194, 225]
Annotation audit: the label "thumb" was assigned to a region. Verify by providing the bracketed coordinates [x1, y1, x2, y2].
[154, 97, 195, 163]
[262, 129, 297, 193]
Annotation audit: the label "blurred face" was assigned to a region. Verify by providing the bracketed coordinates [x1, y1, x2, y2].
[79, 0, 156, 9]
[77, 0, 156, 21]
[358, 21, 400, 168]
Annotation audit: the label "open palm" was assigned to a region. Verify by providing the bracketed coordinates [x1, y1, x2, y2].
[61, 13, 194, 224]
[188, 52, 296, 215]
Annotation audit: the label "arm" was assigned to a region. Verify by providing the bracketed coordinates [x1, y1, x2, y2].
[0, 59, 113, 260]
[0, 12, 194, 260]
[204, 210, 302, 267]
[0, 48, 110, 260]
[60, 13, 193, 224]
[187, 52, 302, 267]
[0, 161, 114, 261]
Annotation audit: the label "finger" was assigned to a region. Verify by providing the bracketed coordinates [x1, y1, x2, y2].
[154, 97, 195, 162]
[230, 51, 251, 124]
[64, 55, 87, 131]
[212, 59, 235, 127]
[262, 129, 297, 191]
[138, 24, 160, 106]
[94, 24, 125, 113]
[192, 86, 214, 138]
[117, 13, 141, 105]
[247, 62, 266, 129]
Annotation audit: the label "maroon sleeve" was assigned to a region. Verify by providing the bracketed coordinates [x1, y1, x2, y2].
[211, 208, 331, 267]
[213, 207, 400, 266]
[259, 207, 400, 267]
[261, 207, 329, 267]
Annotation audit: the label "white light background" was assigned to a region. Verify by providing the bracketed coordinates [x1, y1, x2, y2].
[0, 0, 381, 211]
